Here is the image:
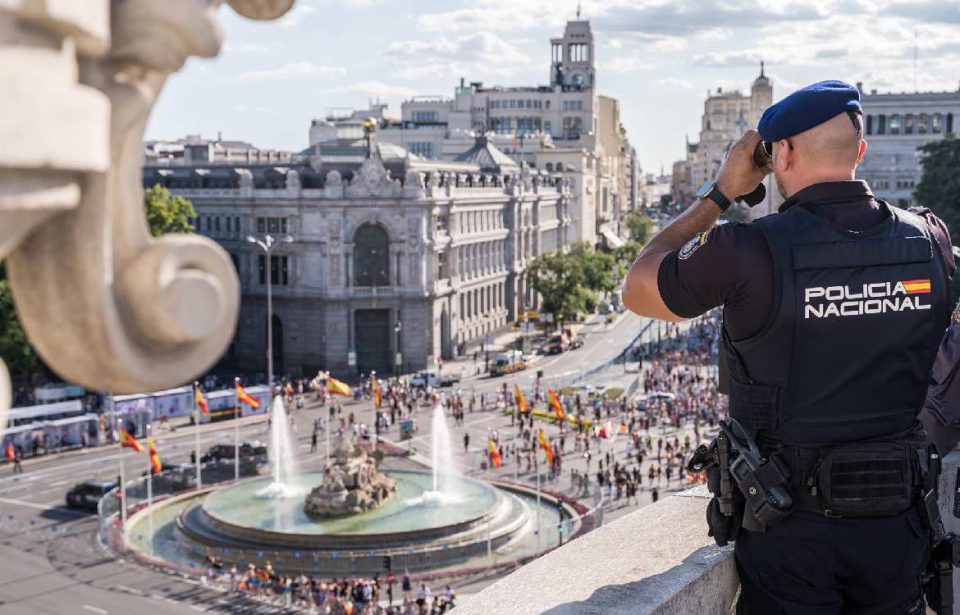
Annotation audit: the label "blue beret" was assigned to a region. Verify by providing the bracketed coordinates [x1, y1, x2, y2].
[758, 80, 862, 141]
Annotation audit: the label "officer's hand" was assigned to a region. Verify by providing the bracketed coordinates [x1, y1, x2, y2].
[716, 130, 771, 199]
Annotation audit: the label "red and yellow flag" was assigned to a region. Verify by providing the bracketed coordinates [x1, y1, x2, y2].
[372, 377, 382, 409]
[236, 382, 260, 409]
[901, 279, 931, 294]
[548, 389, 565, 422]
[514, 384, 528, 414]
[487, 439, 502, 468]
[147, 437, 161, 474]
[327, 376, 352, 397]
[4, 444, 14, 461]
[538, 429, 555, 465]
[120, 427, 144, 453]
[195, 383, 209, 415]
[98, 414, 107, 433]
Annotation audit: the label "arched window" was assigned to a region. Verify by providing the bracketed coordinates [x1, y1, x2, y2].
[353, 223, 390, 287]
[947, 113, 954, 134]
[889, 114, 901, 134]
[545, 163, 554, 172]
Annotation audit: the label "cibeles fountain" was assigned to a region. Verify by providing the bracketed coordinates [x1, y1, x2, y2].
[123, 401, 582, 577]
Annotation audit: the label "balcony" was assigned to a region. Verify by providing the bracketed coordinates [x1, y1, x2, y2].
[456, 452, 960, 614]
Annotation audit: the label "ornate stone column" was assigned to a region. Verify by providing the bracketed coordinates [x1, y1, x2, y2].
[0, 0, 294, 419]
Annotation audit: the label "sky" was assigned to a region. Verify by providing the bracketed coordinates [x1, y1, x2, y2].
[146, 0, 960, 174]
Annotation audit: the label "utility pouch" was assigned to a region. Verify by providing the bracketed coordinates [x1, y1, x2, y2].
[705, 495, 741, 547]
[816, 442, 914, 517]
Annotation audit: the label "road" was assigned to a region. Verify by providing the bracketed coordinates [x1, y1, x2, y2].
[0, 309, 694, 613]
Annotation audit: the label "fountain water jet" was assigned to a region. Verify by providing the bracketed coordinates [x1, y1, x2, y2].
[259, 396, 300, 499]
[417, 403, 462, 506]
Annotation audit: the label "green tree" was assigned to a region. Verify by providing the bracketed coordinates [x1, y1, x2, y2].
[0, 186, 197, 379]
[144, 183, 197, 236]
[625, 212, 654, 245]
[915, 136, 960, 248]
[528, 252, 595, 324]
[570, 242, 618, 293]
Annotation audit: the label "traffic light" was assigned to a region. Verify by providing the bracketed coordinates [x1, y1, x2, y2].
[382, 555, 392, 571]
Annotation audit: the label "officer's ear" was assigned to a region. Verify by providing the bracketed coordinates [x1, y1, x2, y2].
[855, 139, 867, 167]
[775, 139, 793, 172]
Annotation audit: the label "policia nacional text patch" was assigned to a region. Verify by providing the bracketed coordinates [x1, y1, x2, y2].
[679, 231, 709, 260]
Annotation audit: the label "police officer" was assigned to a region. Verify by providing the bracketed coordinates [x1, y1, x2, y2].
[623, 80, 955, 613]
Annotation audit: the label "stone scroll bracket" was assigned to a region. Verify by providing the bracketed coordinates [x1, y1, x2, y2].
[0, 0, 294, 405]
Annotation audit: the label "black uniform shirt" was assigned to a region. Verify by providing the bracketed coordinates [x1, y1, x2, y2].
[658, 180, 955, 341]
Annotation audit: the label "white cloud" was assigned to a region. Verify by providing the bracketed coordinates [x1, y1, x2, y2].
[278, 3, 316, 27]
[332, 81, 418, 98]
[237, 61, 346, 80]
[387, 31, 532, 81]
[224, 41, 272, 54]
[653, 77, 694, 89]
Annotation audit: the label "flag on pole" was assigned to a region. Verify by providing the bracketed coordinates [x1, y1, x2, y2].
[372, 377, 382, 409]
[195, 383, 209, 415]
[538, 429, 555, 465]
[548, 389, 565, 422]
[327, 376, 352, 397]
[98, 414, 107, 433]
[147, 437, 161, 474]
[595, 422, 609, 439]
[514, 384, 528, 414]
[4, 444, 14, 461]
[120, 427, 144, 452]
[236, 382, 260, 409]
[487, 439, 502, 468]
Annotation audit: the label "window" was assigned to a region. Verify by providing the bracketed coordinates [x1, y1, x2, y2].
[545, 162, 554, 172]
[412, 110, 439, 123]
[409, 142, 434, 158]
[948, 113, 954, 134]
[544, 120, 551, 135]
[256, 217, 288, 236]
[552, 43, 562, 63]
[932, 113, 943, 133]
[889, 114, 901, 134]
[562, 116, 582, 139]
[509, 100, 516, 109]
[866, 115, 873, 135]
[258, 255, 289, 286]
[353, 223, 390, 287]
[904, 114, 914, 135]
[257, 217, 265, 233]
[569, 43, 589, 62]
[877, 114, 886, 135]
[214, 216, 221, 233]
[545, 100, 550, 110]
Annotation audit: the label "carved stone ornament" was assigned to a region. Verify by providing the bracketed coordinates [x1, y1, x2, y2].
[345, 156, 402, 198]
[0, 0, 295, 420]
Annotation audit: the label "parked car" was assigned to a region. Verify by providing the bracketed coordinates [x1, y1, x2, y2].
[490, 350, 527, 377]
[65, 480, 116, 511]
[200, 441, 268, 476]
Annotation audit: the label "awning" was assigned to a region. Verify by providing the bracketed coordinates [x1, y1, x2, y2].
[601, 230, 625, 249]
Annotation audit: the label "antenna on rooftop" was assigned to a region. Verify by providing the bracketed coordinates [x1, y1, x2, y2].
[576, 1, 581, 19]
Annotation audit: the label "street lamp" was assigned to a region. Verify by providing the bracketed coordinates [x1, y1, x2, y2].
[247, 233, 294, 391]
[394, 320, 402, 378]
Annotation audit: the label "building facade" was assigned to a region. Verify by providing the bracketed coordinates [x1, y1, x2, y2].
[857, 84, 960, 205]
[143, 137, 570, 378]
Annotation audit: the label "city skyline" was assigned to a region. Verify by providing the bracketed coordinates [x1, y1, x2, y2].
[147, 0, 960, 173]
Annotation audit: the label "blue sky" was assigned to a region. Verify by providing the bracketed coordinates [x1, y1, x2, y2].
[147, 0, 960, 173]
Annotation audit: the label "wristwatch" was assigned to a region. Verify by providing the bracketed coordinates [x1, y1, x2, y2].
[695, 180, 732, 212]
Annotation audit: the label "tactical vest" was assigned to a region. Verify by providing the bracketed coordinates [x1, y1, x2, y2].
[723, 201, 950, 447]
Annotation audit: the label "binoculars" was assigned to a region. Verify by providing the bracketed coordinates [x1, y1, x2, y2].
[735, 141, 773, 207]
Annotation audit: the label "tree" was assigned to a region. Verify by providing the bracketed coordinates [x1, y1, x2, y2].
[569, 242, 618, 293]
[0, 186, 197, 380]
[915, 136, 960, 249]
[144, 183, 197, 236]
[625, 212, 654, 245]
[527, 252, 595, 324]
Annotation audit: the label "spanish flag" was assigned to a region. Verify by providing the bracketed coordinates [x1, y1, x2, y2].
[488, 439, 502, 468]
[236, 381, 260, 409]
[327, 376, 352, 397]
[147, 437, 161, 474]
[4, 444, 14, 461]
[372, 377, 382, 409]
[515, 384, 528, 414]
[548, 389, 565, 422]
[902, 279, 931, 294]
[120, 427, 144, 453]
[538, 429, 555, 465]
[194, 382, 209, 415]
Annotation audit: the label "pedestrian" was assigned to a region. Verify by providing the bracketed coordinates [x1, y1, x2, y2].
[622, 80, 953, 613]
[463, 432, 470, 453]
[311, 428, 318, 453]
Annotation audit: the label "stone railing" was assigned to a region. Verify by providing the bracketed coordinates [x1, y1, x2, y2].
[454, 487, 738, 615]
[457, 451, 960, 614]
[0, 0, 296, 420]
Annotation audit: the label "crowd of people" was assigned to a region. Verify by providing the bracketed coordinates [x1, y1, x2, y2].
[210, 559, 457, 614]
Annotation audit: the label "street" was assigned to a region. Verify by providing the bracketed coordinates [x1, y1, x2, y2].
[0, 310, 711, 612]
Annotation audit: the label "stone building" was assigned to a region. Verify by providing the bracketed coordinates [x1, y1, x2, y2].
[143, 136, 570, 378]
[675, 66, 780, 218]
[352, 16, 637, 247]
[856, 83, 960, 206]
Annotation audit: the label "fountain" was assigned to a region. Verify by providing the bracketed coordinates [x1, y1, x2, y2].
[122, 396, 581, 578]
[258, 397, 300, 499]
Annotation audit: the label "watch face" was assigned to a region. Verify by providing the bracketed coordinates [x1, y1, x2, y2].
[695, 180, 716, 199]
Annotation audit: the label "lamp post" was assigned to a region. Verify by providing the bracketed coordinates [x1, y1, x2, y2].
[246, 233, 293, 391]
[394, 320, 402, 379]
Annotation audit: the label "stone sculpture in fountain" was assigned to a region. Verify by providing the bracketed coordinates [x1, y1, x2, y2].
[304, 437, 396, 518]
[0, 0, 296, 425]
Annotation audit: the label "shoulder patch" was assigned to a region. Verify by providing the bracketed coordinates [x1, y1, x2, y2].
[679, 231, 709, 260]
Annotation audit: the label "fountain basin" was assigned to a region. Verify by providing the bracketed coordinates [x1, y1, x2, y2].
[178, 470, 516, 550]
